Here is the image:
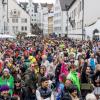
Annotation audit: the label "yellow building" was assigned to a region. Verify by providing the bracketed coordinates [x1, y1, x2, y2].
[48, 15, 53, 35]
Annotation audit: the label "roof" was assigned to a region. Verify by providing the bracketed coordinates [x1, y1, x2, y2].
[19, 2, 28, 10]
[18, 2, 29, 14]
[32, 3, 38, 6]
[40, 3, 53, 12]
[59, 0, 76, 11]
[47, 4, 53, 12]
[41, 3, 47, 7]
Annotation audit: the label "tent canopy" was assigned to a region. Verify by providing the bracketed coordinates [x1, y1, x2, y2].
[26, 33, 37, 37]
[0, 34, 16, 39]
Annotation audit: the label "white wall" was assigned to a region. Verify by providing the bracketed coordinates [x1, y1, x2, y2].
[8, 0, 30, 34]
[68, 0, 82, 39]
[62, 11, 67, 36]
[68, 0, 100, 39]
[84, 0, 100, 26]
[54, 0, 67, 36]
[54, 0, 62, 35]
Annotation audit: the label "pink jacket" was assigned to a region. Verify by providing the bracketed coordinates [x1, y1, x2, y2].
[61, 63, 69, 76]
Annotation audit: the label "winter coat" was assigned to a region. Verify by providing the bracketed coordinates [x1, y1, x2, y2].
[36, 87, 54, 100]
[22, 69, 37, 88]
[67, 71, 80, 91]
[23, 86, 37, 100]
[61, 87, 72, 100]
[0, 95, 11, 100]
[61, 63, 69, 76]
[13, 86, 26, 100]
[0, 75, 14, 96]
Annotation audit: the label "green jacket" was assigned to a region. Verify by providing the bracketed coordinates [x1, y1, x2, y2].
[0, 75, 14, 96]
[67, 71, 80, 91]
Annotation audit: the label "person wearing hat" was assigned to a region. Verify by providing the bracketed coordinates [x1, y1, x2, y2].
[0, 85, 11, 100]
[0, 68, 14, 96]
[36, 77, 54, 100]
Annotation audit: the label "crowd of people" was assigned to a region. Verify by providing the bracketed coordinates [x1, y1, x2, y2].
[0, 37, 100, 100]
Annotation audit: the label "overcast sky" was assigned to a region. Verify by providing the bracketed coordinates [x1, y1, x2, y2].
[17, 0, 55, 3]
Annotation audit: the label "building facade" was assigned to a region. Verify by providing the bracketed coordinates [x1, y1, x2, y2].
[8, 0, 30, 35]
[20, 1, 53, 35]
[20, 1, 44, 29]
[26, 0, 41, 27]
[54, 0, 67, 36]
[68, 0, 100, 39]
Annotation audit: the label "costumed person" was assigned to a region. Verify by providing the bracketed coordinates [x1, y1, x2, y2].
[0, 85, 11, 100]
[0, 68, 14, 96]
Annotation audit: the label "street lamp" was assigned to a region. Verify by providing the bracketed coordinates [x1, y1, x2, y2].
[2, 0, 8, 34]
[82, 0, 84, 40]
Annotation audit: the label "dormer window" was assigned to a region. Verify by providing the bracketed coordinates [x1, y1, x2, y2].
[14, 10, 16, 14]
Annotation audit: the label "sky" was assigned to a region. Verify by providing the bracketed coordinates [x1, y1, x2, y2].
[17, 0, 55, 3]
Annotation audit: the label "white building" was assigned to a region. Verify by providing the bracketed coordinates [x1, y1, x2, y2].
[20, 1, 46, 30]
[26, 0, 40, 25]
[20, 1, 53, 35]
[8, 0, 30, 35]
[68, 0, 100, 40]
[20, 0, 43, 29]
[54, 0, 67, 36]
[42, 4, 54, 35]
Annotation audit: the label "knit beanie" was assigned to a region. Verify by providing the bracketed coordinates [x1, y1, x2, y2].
[0, 85, 9, 92]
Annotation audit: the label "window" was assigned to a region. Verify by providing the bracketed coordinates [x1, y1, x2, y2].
[16, 26, 18, 32]
[25, 26, 27, 31]
[25, 19, 27, 23]
[34, 5, 37, 13]
[12, 18, 18, 23]
[21, 18, 27, 23]
[8, 19, 9, 23]
[16, 19, 18, 23]
[14, 10, 16, 14]
[21, 26, 24, 31]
